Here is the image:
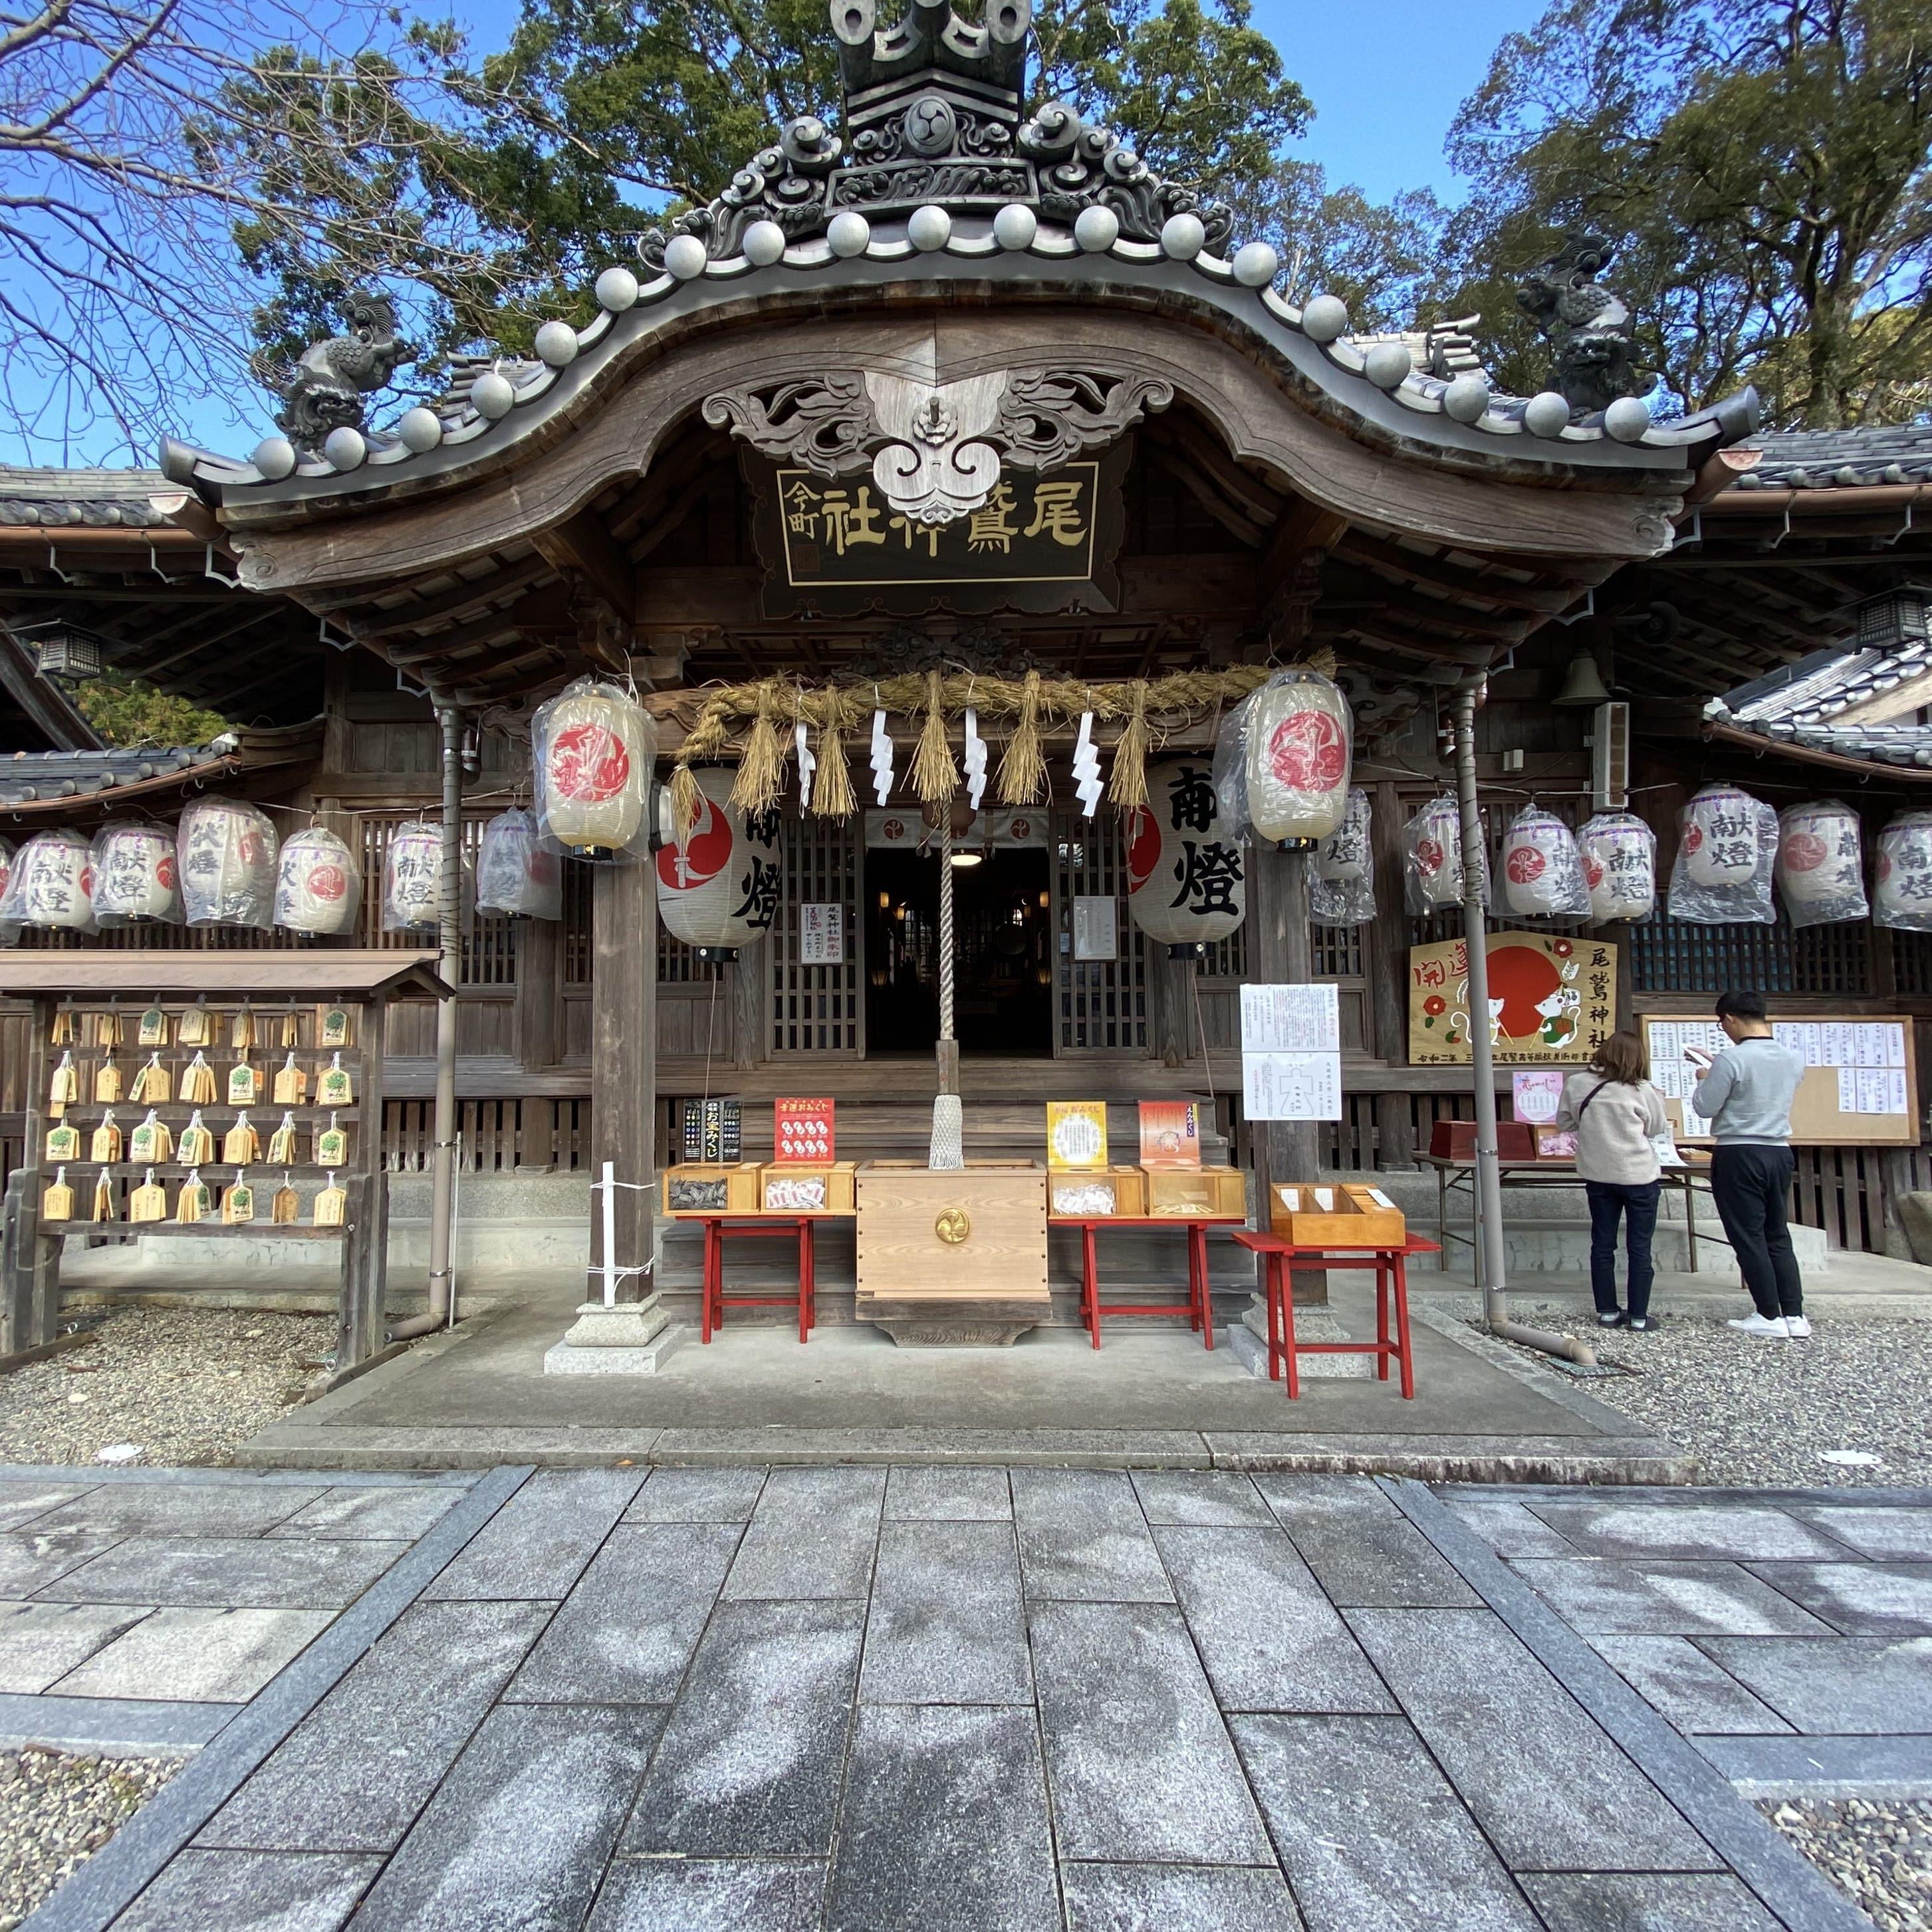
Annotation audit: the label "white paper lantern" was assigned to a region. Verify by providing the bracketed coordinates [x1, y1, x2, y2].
[1875, 811, 1932, 931]
[476, 807, 562, 919]
[0, 829, 94, 931]
[1500, 806, 1590, 918]
[275, 826, 362, 936]
[654, 769, 781, 957]
[1403, 795, 1467, 912]
[1776, 800, 1867, 925]
[178, 798, 277, 928]
[383, 822, 443, 932]
[1681, 785, 1767, 887]
[1124, 758, 1246, 954]
[533, 678, 656, 859]
[1580, 812, 1655, 921]
[90, 822, 181, 926]
[1311, 788, 1376, 925]
[1242, 670, 1353, 842]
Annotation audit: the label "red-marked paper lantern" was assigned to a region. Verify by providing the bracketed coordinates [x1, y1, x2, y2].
[1499, 807, 1589, 918]
[383, 822, 443, 932]
[178, 798, 277, 929]
[1776, 800, 1866, 926]
[90, 822, 181, 926]
[477, 808, 562, 919]
[0, 828, 94, 931]
[1243, 671, 1353, 842]
[1580, 812, 1655, 921]
[276, 826, 362, 936]
[1877, 811, 1932, 931]
[534, 679, 655, 860]
[655, 768, 781, 959]
[1403, 795, 1467, 912]
[1124, 758, 1245, 956]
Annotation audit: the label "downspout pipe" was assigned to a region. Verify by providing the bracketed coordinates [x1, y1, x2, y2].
[1451, 677, 1596, 1370]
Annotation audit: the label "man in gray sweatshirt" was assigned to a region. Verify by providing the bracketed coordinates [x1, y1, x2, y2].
[1686, 989, 1808, 1338]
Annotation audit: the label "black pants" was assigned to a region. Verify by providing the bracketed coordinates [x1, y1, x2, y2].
[1709, 1145, 1804, 1319]
[1584, 1179, 1659, 1319]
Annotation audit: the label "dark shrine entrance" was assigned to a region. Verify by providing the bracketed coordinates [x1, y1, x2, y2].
[864, 846, 1053, 1056]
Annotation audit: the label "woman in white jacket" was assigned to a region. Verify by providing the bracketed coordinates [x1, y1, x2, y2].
[1555, 1030, 1669, 1333]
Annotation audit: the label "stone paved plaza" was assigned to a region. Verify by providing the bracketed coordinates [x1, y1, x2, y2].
[0, 1463, 1924, 1928]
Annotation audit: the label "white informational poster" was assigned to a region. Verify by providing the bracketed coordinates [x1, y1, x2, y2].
[799, 902, 843, 965]
[1241, 982, 1341, 1052]
[1245, 1050, 1343, 1121]
[1072, 895, 1118, 961]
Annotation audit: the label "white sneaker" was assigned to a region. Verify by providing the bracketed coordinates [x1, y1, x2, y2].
[1784, 1316, 1812, 1338]
[1727, 1314, 1790, 1338]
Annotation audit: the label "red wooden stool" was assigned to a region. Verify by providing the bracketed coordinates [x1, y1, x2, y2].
[1068, 1217, 1237, 1350]
[699, 1216, 816, 1343]
[1230, 1230, 1437, 1399]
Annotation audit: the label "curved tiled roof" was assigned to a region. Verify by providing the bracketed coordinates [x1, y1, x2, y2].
[0, 467, 173, 529]
[1733, 427, 1932, 490]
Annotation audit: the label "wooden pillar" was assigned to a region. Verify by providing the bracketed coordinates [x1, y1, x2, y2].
[733, 939, 766, 1070]
[1154, 953, 1191, 1068]
[515, 917, 564, 1170]
[342, 995, 391, 1364]
[590, 862, 656, 1302]
[1370, 781, 1417, 1167]
[5, 996, 60, 1354]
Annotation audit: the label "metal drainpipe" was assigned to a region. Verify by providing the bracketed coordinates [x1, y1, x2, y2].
[392, 692, 463, 1343]
[1452, 678, 1595, 1368]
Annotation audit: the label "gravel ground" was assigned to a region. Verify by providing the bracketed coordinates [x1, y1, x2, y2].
[1498, 1313, 1932, 1487]
[1767, 1798, 1932, 1932]
[0, 1747, 178, 1930]
[0, 1308, 332, 1469]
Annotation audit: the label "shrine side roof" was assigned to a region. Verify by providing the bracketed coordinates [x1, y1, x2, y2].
[0, 467, 174, 529]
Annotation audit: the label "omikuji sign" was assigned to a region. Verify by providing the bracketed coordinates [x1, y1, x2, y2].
[1409, 930, 1619, 1066]
[776, 463, 1101, 588]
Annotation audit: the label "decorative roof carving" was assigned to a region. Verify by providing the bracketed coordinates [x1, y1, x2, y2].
[259, 293, 412, 448]
[703, 362, 1171, 524]
[642, 0, 1229, 268]
[1517, 235, 1641, 416]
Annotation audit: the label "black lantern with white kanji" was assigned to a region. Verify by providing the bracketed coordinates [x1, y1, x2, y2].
[1125, 757, 1247, 958]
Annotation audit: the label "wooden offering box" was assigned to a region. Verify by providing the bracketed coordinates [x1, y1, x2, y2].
[855, 1162, 1050, 1306]
[1271, 1182, 1406, 1247]
[662, 1163, 762, 1217]
[1144, 1165, 1247, 1219]
[759, 1161, 856, 1216]
[1048, 1165, 1147, 1219]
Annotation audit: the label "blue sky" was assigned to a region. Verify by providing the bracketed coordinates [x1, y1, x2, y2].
[24, 0, 1542, 467]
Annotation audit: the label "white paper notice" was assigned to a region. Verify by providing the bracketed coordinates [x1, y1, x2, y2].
[1072, 896, 1117, 962]
[1838, 1066, 1860, 1114]
[1243, 1050, 1342, 1120]
[1888, 1069, 1909, 1113]
[1241, 983, 1342, 1053]
[1885, 1023, 1909, 1068]
[798, 903, 843, 966]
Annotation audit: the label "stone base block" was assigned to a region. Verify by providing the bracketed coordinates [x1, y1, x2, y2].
[557, 1299, 669, 1348]
[1227, 1304, 1375, 1380]
[543, 1329, 685, 1376]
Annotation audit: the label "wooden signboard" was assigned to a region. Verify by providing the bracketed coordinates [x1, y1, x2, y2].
[1641, 1015, 1920, 1147]
[1409, 931, 1618, 1066]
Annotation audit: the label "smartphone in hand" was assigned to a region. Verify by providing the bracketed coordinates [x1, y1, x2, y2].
[1684, 1046, 1714, 1070]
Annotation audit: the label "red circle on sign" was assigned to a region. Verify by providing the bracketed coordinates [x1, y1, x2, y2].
[655, 793, 731, 891]
[80, 866, 94, 896]
[550, 722, 631, 804]
[309, 864, 346, 902]
[1488, 942, 1562, 1039]
[1682, 823, 1704, 856]
[1582, 854, 1604, 888]
[1424, 995, 1446, 1017]
[1126, 807, 1160, 892]
[1506, 844, 1546, 884]
[156, 854, 176, 890]
[1784, 832, 1826, 872]
[1267, 709, 1346, 791]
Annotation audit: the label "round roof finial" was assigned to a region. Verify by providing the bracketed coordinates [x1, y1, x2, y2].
[1159, 213, 1205, 261]
[1523, 390, 1573, 438]
[595, 267, 639, 312]
[1300, 294, 1348, 344]
[908, 205, 952, 251]
[397, 408, 443, 454]
[535, 321, 579, 368]
[1233, 241, 1280, 289]
[1604, 395, 1652, 443]
[662, 233, 709, 281]
[252, 437, 297, 481]
[1442, 373, 1491, 424]
[827, 211, 872, 257]
[993, 203, 1037, 251]
[1074, 205, 1120, 253]
[744, 220, 787, 266]
[1364, 342, 1413, 390]
[470, 371, 516, 420]
[322, 425, 366, 471]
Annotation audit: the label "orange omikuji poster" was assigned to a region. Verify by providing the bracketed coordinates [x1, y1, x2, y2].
[773, 1098, 834, 1163]
[1408, 931, 1618, 1066]
[1138, 1101, 1202, 1167]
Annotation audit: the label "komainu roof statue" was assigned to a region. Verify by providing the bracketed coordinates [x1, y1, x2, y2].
[1517, 235, 1642, 417]
[255, 293, 412, 450]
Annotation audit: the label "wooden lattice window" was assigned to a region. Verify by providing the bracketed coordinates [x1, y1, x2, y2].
[771, 814, 862, 1055]
[1628, 915, 1872, 996]
[1053, 812, 1149, 1054]
[657, 929, 723, 983]
[1891, 929, 1932, 997]
[356, 813, 513, 987]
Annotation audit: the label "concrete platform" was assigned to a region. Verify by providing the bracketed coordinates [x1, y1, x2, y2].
[235, 1274, 1691, 1482]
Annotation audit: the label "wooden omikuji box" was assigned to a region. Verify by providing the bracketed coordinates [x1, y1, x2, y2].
[662, 1163, 762, 1217]
[1144, 1165, 1247, 1219]
[1047, 1165, 1148, 1219]
[758, 1161, 857, 1216]
[1271, 1182, 1407, 1247]
[854, 1162, 1050, 1304]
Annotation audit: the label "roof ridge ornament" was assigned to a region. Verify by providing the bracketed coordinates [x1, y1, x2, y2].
[1517, 235, 1641, 418]
[259, 294, 412, 451]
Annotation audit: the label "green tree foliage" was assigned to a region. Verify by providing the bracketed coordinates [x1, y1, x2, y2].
[74, 674, 230, 751]
[1444, 0, 1932, 425]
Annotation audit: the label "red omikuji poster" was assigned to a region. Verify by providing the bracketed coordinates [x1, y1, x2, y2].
[773, 1098, 835, 1164]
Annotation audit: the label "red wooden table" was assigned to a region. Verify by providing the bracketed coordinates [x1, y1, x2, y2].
[696, 1215, 820, 1344]
[1062, 1215, 1246, 1351]
[1230, 1229, 1441, 1399]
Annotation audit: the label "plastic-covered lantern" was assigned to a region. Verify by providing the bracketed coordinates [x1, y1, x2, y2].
[178, 798, 277, 928]
[1667, 785, 1778, 924]
[1875, 811, 1932, 931]
[382, 822, 443, 933]
[1402, 794, 1469, 913]
[1311, 787, 1375, 925]
[275, 826, 362, 936]
[1499, 806, 1590, 919]
[0, 828, 94, 931]
[90, 822, 181, 927]
[1579, 812, 1656, 921]
[533, 678, 656, 860]
[1124, 758, 1246, 956]
[476, 808, 562, 919]
[1240, 669, 1353, 842]
[1776, 800, 1867, 927]
[654, 768, 781, 959]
